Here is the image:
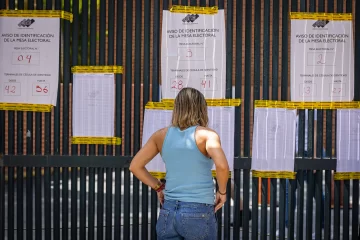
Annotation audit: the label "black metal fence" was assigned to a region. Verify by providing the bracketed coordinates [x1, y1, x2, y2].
[0, 0, 359, 239]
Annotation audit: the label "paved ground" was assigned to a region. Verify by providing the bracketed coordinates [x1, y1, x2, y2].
[2, 171, 358, 239]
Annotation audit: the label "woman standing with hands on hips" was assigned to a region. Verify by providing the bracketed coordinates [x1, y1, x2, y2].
[130, 87, 230, 240]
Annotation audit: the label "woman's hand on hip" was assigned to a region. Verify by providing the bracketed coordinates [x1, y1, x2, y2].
[157, 190, 164, 206]
[214, 192, 226, 212]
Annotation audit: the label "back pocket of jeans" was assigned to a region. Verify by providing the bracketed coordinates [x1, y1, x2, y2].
[156, 209, 170, 237]
[181, 213, 212, 239]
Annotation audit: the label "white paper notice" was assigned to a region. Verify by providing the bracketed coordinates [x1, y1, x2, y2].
[72, 73, 115, 137]
[142, 107, 235, 173]
[161, 10, 226, 99]
[0, 17, 60, 105]
[290, 16, 354, 101]
[252, 108, 297, 172]
[336, 110, 360, 173]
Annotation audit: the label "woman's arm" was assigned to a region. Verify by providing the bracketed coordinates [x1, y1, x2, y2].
[206, 131, 229, 194]
[129, 131, 162, 189]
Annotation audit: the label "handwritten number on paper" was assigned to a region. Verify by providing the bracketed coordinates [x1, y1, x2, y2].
[5, 85, 16, 94]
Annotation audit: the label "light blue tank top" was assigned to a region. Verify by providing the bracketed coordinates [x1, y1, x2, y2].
[161, 125, 215, 205]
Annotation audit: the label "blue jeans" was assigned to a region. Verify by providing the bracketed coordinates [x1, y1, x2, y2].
[285, 171, 325, 228]
[156, 200, 217, 240]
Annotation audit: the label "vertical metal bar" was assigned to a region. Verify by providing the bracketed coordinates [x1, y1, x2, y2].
[216, 182, 223, 240]
[260, 178, 268, 240]
[115, 0, 123, 157]
[114, 168, 122, 240]
[71, 168, 78, 240]
[97, 0, 106, 156]
[62, 0, 70, 157]
[281, 0, 289, 101]
[124, 169, 131, 239]
[70, 0, 79, 239]
[97, 168, 104, 239]
[125, 0, 132, 155]
[62, 168, 69, 240]
[296, 171, 305, 240]
[263, 0, 270, 100]
[53, 0, 61, 156]
[89, 0, 97, 156]
[272, 0, 279, 100]
[225, 0, 232, 99]
[324, 3, 334, 238]
[279, 179, 286, 240]
[152, 0, 161, 101]
[270, 178, 277, 240]
[35, 167, 42, 240]
[334, 180, 341, 239]
[353, 3, 360, 239]
[79, 168, 86, 240]
[223, 0, 232, 238]
[242, 170, 250, 240]
[223, 182, 231, 240]
[88, 168, 95, 240]
[80, 0, 89, 156]
[44, 167, 51, 240]
[53, 167, 60, 240]
[353, 180, 359, 240]
[142, 1, 151, 238]
[242, 0, 252, 239]
[343, 180, 350, 240]
[306, 171, 314, 239]
[8, 167, 15, 240]
[17, 166, 24, 240]
[233, 170, 241, 240]
[346, 0, 351, 13]
[233, 0, 243, 238]
[151, 1, 161, 238]
[105, 167, 113, 240]
[288, 179, 295, 240]
[132, 0, 142, 239]
[44, 1, 52, 239]
[324, 170, 332, 240]
[26, 167, 33, 240]
[0, 167, 4, 240]
[124, 0, 133, 238]
[0, 0, 4, 9]
[107, 0, 115, 156]
[315, 171, 323, 239]
[252, 177, 259, 240]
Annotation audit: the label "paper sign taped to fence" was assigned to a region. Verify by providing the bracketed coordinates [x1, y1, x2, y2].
[161, 10, 226, 99]
[142, 107, 234, 174]
[290, 13, 354, 102]
[251, 108, 297, 172]
[72, 73, 115, 137]
[336, 109, 360, 173]
[0, 17, 60, 105]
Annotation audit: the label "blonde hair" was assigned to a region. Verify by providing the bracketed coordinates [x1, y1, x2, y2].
[171, 87, 208, 129]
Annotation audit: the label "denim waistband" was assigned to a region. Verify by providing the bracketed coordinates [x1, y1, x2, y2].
[163, 199, 214, 212]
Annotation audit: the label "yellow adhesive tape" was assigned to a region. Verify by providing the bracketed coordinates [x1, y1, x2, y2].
[252, 170, 296, 179]
[150, 171, 231, 179]
[71, 66, 123, 74]
[71, 137, 122, 145]
[0, 103, 52, 112]
[255, 100, 360, 109]
[290, 12, 352, 20]
[0, 10, 73, 22]
[170, 5, 218, 14]
[334, 172, 360, 180]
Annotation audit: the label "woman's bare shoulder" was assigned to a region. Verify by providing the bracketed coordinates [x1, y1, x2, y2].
[196, 126, 219, 138]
